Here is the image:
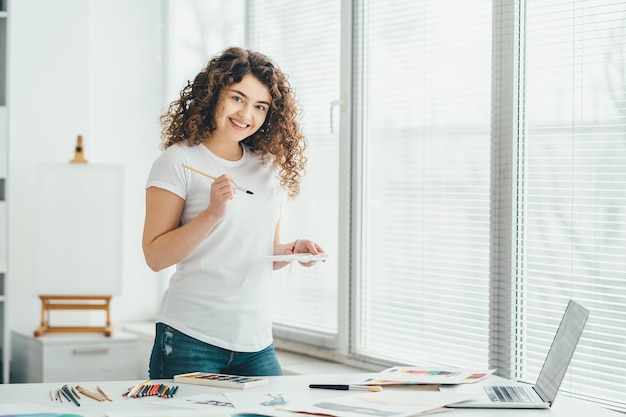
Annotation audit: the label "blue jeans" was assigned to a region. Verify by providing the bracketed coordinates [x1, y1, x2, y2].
[148, 323, 283, 378]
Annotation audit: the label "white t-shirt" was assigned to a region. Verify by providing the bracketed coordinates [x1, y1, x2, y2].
[146, 142, 281, 352]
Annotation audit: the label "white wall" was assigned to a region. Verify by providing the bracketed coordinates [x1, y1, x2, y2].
[7, 0, 166, 334]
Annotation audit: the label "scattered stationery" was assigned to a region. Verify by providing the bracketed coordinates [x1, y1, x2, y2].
[267, 253, 330, 262]
[150, 392, 234, 410]
[174, 372, 269, 389]
[61, 385, 80, 407]
[48, 384, 86, 407]
[357, 366, 495, 386]
[122, 381, 178, 398]
[97, 386, 113, 401]
[75, 385, 110, 402]
[278, 390, 471, 417]
[223, 390, 306, 415]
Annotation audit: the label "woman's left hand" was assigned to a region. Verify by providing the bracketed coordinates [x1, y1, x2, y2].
[292, 239, 325, 267]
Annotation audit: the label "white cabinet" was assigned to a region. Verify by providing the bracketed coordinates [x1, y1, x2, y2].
[10, 329, 142, 383]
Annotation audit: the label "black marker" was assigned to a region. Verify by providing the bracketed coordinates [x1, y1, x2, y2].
[309, 384, 382, 392]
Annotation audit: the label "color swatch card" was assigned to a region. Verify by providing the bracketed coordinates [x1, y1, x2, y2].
[174, 372, 269, 389]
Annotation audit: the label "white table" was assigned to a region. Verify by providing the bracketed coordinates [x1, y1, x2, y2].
[0, 373, 622, 416]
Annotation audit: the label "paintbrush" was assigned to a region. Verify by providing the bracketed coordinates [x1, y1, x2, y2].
[181, 164, 254, 195]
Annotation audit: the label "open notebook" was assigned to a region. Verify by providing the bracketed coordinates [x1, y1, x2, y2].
[447, 300, 589, 409]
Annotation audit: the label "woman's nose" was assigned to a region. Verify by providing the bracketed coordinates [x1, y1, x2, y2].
[238, 104, 253, 119]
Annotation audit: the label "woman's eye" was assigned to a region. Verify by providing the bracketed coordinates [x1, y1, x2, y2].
[232, 95, 243, 102]
[256, 104, 267, 111]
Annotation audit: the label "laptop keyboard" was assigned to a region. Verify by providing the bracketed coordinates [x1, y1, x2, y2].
[484, 386, 535, 403]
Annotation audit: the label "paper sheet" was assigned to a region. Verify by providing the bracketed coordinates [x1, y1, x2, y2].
[278, 391, 471, 417]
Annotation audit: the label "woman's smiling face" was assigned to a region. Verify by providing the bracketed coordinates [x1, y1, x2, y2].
[213, 74, 272, 144]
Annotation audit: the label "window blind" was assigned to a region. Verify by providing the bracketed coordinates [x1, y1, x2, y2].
[246, 1, 341, 339]
[166, 1, 626, 409]
[518, 0, 626, 410]
[352, 0, 493, 367]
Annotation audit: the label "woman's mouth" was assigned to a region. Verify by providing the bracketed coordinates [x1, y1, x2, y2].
[230, 118, 249, 129]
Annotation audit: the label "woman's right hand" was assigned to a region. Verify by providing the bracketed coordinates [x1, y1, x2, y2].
[143, 175, 236, 272]
[207, 174, 237, 219]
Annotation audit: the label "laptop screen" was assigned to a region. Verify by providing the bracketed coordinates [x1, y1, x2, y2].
[534, 300, 589, 404]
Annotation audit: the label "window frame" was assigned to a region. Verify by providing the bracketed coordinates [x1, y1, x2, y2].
[163, 0, 626, 410]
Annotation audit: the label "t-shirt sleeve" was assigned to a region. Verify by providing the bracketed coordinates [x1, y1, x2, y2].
[146, 145, 188, 200]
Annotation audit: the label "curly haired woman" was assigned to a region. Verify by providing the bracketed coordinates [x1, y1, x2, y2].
[143, 47, 325, 378]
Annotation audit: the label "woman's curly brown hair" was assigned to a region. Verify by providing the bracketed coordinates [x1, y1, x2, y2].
[160, 47, 307, 199]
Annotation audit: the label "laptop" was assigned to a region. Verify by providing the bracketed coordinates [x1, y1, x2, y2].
[447, 300, 589, 409]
